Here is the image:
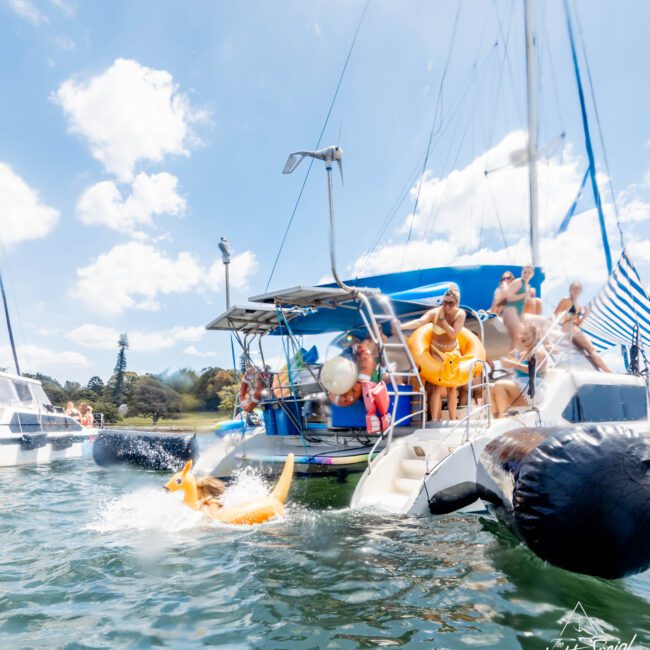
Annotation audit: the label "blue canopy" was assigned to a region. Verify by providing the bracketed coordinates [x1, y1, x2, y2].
[259, 264, 543, 336]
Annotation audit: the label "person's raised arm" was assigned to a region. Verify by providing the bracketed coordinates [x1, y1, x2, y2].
[554, 297, 571, 319]
[394, 308, 438, 333]
[437, 308, 466, 337]
[504, 278, 525, 302]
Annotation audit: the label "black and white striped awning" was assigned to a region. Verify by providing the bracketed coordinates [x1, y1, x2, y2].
[581, 250, 650, 351]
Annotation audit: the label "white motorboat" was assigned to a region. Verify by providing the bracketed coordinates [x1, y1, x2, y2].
[0, 370, 96, 466]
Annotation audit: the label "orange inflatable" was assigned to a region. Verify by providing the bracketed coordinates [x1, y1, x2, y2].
[408, 325, 486, 387]
[164, 454, 294, 526]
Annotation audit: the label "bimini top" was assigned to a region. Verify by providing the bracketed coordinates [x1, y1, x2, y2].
[206, 264, 544, 336]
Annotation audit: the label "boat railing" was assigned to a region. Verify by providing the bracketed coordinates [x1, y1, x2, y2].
[531, 310, 571, 374]
[355, 290, 427, 472]
[442, 358, 492, 444]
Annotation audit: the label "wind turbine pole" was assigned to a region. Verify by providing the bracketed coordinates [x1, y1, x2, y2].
[324, 154, 349, 291]
[282, 145, 350, 291]
[0, 269, 20, 375]
[524, 0, 540, 268]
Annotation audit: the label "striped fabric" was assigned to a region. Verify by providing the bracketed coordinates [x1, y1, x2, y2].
[580, 250, 650, 351]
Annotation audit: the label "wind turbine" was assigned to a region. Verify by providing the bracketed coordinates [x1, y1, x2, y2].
[282, 146, 350, 290]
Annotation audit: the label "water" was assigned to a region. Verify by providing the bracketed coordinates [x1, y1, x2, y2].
[1, 454, 649, 649]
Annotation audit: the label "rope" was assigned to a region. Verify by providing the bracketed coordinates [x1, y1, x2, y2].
[401, 1, 462, 269]
[574, 2, 625, 251]
[265, 0, 370, 292]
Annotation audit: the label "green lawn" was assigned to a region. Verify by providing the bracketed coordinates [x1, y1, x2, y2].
[115, 411, 228, 431]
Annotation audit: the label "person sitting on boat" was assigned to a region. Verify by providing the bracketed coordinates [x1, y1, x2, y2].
[65, 401, 81, 422]
[396, 288, 466, 421]
[490, 322, 546, 418]
[554, 281, 611, 373]
[489, 271, 514, 315]
[501, 265, 534, 346]
[523, 286, 543, 315]
[79, 402, 93, 427]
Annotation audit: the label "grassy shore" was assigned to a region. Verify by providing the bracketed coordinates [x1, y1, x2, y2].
[115, 411, 228, 432]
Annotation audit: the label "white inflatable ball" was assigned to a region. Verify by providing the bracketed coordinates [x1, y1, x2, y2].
[320, 355, 358, 395]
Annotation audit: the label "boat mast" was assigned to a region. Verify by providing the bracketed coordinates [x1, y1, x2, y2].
[524, 0, 540, 268]
[0, 269, 20, 375]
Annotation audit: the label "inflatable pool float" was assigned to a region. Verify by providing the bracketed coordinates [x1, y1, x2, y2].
[408, 324, 485, 387]
[164, 453, 294, 525]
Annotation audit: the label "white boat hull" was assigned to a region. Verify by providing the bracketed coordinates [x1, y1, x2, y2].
[0, 432, 95, 467]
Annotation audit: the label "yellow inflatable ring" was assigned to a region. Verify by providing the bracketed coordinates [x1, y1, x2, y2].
[408, 324, 486, 387]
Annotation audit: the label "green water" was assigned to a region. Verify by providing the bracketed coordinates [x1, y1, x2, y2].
[0, 458, 648, 649]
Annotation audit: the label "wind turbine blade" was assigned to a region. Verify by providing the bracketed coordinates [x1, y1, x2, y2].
[337, 158, 344, 185]
[282, 153, 305, 174]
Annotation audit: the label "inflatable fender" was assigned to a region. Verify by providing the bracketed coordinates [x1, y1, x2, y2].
[476, 425, 650, 579]
[93, 430, 198, 471]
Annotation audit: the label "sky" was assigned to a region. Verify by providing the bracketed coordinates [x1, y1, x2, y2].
[1, 0, 649, 383]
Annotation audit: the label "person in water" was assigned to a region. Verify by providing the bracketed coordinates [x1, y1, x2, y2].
[397, 287, 466, 420]
[554, 281, 611, 373]
[501, 265, 534, 346]
[490, 322, 546, 418]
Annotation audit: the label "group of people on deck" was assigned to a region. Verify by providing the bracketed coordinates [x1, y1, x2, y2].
[64, 401, 94, 427]
[392, 266, 611, 421]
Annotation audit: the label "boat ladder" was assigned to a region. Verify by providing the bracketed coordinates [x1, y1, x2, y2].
[354, 291, 427, 470]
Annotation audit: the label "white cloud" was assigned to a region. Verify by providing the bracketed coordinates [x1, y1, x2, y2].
[0, 162, 59, 246]
[6, 0, 44, 24]
[348, 130, 650, 307]
[66, 323, 205, 352]
[54, 58, 207, 181]
[0, 344, 90, 371]
[71, 242, 258, 315]
[206, 250, 259, 291]
[76, 172, 186, 235]
[619, 198, 650, 223]
[71, 242, 204, 314]
[183, 345, 215, 358]
[398, 131, 587, 250]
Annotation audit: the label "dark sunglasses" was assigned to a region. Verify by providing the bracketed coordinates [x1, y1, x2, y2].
[442, 299, 456, 306]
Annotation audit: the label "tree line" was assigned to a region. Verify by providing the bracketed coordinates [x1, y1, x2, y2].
[27, 366, 239, 424]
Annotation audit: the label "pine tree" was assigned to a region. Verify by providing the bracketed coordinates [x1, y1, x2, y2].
[112, 334, 129, 404]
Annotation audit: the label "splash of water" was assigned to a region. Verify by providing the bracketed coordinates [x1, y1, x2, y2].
[88, 487, 203, 534]
[220, 466, 271, 509]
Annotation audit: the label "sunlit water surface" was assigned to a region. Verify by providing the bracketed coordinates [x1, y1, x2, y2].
[1, 438, 649, 649]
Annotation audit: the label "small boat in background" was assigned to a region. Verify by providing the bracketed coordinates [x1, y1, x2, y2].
[0, 370, 96, 466]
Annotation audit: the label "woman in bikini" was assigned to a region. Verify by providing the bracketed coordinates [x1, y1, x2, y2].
[554, 281, 611, 373]
[489, 271, 514, 315]
[502, 265, 534, 347]
[396, 288, 466, 420]
[490, 322, 546, 417]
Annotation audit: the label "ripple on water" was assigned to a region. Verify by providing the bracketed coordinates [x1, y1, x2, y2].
[0, 460, 648, 649]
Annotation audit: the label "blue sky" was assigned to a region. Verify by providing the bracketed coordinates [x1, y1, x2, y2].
[1, 0, 649, 383]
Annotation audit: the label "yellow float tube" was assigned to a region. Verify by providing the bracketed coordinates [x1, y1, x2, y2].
[164, 454, 294, 525]
[408, 324, 486, 387]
